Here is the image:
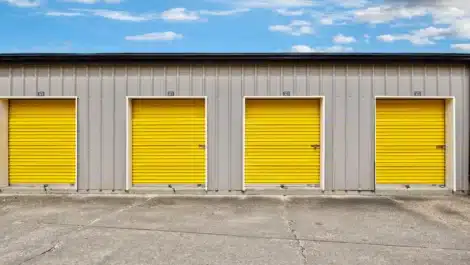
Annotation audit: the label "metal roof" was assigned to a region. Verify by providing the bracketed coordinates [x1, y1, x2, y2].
[1, 53, 470, 64]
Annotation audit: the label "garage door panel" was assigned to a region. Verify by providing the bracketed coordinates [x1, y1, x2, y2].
[132, 99, 206, 185]
[245, 99, 321, 185]
[8, 99, 76, 185]
[376, 99, 445, 185]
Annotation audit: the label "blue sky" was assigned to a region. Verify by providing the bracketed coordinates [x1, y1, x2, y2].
[1, 0, 470, 53]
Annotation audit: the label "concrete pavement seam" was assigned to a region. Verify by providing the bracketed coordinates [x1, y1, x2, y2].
[39, 222, 470, 253]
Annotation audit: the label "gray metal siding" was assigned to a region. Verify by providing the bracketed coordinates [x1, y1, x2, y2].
[0, 64, 468, 192]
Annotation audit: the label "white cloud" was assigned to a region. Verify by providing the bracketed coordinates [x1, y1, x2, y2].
[236, 0, 315, 8]
[350, 0, 470, 41]
[451, 43, 470, 51]
[452, 18, 470, 39]
[161, 8, 201, 21]
[269, 20, 313, 36]
[331, 0, 368, 8]
[275, 8, 304, 16]
[3, 0, 39, 7]
[54, 7, 246, 22]
[333, 34, 356, 44]
[377, 34, 395, 42]
[319, 17, 334, 24]
[125, 31, 183, 41]
[46, 11, 84, 16]
[291, 44, 353, 53]
[323, 45, 353, 52]
[316, 12, 351, 25]
[291, 45, 314, 52]
[74, 8, 155, 21]
[377, 26, 453, 45]
[432, 6, 466, 24]
[354, 5, 427, 24]
[364, 34, 370, 43]
[62, 0, 122, 3]
[199, 8, 250, 16]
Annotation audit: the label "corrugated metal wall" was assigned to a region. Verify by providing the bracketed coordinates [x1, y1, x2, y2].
[0, 64, 468, 191]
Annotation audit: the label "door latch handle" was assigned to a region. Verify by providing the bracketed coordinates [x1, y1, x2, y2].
[310, 144, 320, 150]
[436, 145, 446, 150]
[198, 144, 206, 149]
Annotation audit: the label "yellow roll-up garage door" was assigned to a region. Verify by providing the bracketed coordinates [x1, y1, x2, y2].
[9, 99, 76, 185]
[245, 99, 321, 185]
[132, 99, 206, 185]
[376, 99, 446, 185]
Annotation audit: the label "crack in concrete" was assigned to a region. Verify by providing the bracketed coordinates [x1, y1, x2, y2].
[287, 219, 308, 265]
[15, 197, 154, 264]
[17, 242, 60, 265]
[280, 200, 307, 265]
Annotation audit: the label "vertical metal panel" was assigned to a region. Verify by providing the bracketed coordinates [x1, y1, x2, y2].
[63, 67, 76, 97]
[12, 68, 24, 96]
[37, 67, 49, 97]
[385, 66, 398, 96]
[295, 65, 307, 96]
[50, 67, 62, 96]
[230, 66, 243, 190]
[114, 67, 127, 190]
[398, 65, 412, 96]
[359, 65, 374, 190]
[307, 66, 320, 95]
[373, 66, 386, 95]
[0, 67, 10, 96]
[426, 66, 438, 95]
[166, 66, 178, 94]
[346, 66, 360, 190]
[282, 65, 294, 94]
[244, 66, 256, 96]
[463, 66, 469, 191]
[205, 66, 218, 190]
[24, 68, 36, 96]
[178, 66, 191, 96]
[140, 67, 153, 96]
[76, 66, 89, 190]
[191, 66, 204, 96]
[217, 67, 230, 190]
[269, 66, 281, 95]
[333, 66, 347, 190]
[451, 65, 465, 190]
[438, 66, 451, 97]
[127, 67, 139, 96]
[153, 66, 165, 96]
[88, 68, 102, 190]
[413, 65, 426, 96]
[321, 65, 334, 189]
[256, 66, 268, 95]
[101, 68, 115, 190]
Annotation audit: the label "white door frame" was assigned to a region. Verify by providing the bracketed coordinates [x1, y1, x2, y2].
[126, 96, 208, 191]
[0, 96, 79, 191]
[374, 96, 456, 191]
[242, 96, 326, 191]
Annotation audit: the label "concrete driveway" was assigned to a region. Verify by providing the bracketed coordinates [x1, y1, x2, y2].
[1, 195, 470, 265]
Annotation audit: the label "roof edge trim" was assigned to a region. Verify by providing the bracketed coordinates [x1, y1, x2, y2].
[1, 53, 470, 64]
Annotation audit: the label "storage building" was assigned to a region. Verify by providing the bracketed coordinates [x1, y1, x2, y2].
[0, 53, 468, 193]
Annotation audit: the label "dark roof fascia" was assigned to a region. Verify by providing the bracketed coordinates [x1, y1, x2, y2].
[1, 53, 470, 65]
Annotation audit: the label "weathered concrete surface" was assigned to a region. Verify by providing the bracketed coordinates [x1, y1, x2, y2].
[1, 195, 469, 265]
